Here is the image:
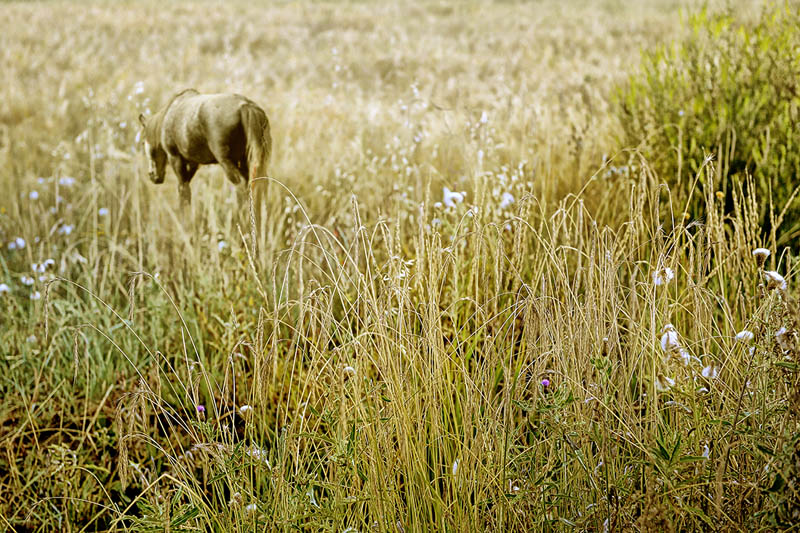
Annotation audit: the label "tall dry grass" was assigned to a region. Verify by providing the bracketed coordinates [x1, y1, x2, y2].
[2, 1, 797, 531]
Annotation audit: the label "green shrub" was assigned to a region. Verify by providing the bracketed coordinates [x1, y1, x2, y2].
[617, 3, 800, 243]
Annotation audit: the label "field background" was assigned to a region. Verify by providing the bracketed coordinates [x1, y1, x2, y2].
[2, 0, 797, 532]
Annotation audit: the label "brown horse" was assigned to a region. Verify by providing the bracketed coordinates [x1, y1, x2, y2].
[138, 89, 272, 207]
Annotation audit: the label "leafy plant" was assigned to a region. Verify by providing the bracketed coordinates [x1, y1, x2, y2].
[617, 2, 800, 242]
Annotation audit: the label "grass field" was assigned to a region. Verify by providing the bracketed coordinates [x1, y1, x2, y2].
[2, 0, 799, 531]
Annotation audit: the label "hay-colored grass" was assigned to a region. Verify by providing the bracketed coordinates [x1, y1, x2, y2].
[1, 1, 796, 531]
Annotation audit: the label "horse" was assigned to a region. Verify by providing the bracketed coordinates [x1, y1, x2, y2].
[138, 89, 272, 209]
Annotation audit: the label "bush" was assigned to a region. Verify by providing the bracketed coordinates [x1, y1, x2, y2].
[617, 3, 800, 243]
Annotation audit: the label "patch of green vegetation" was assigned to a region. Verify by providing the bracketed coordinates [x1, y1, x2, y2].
[617, 2, 800, 243]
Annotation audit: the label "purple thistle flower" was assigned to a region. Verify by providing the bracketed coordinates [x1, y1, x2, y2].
[196, 404, 206, 414]
[541, 378, 550, 388]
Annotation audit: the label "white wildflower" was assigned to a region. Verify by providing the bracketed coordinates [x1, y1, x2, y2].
[29, 191, 39, 200]
[775, 327, 792, 352]
[343, 365, 356, 377]
[702, 444, 710, 459]
[30, 291, 41, 301]
[239, 405, 253, 416]
[660, 324, 680, 352]
[58, 224, 74, 236]
[98, 207, 109, 216]
[58, 176, 76, 186]
[228, 491, 242, 507]
[452, 459, 459, 476]
[655, 374, 675, 392]
[307, 487, 319, 508]
[26, 335, 37, 343]
[217, 240, 228, 251]
[764, 271, 787, 291]
[443, 186, 465, 208]
[246, 446, 272, 469]
[13, 237, 25, 250]
[0, 283, 10, 294]
[433, 201, 442, 209]
[653, 267, 675, 286]
[21, 275, 34, 286]
[752, 248, 771, 268]
[499, 192, 515, 209]
[701, 364, 719, 379]
[245, 503, 257, 513]
[735, 330, 754, 343]
[479, 110, 489, 124]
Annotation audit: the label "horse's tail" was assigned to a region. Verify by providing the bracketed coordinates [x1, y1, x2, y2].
[240, 103, 272, 182]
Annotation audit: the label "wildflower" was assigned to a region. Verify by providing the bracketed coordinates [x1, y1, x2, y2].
[134, 81, 145, 95]
[0, 283, 10, 294]
[654, 373, 675, 392]
[21, 275, 34, 286]
[499, 192, 515, 209]
[306, 487, 319, 508]
[775, 327, 792, 352]
[30, 291, 41, 301]
[479, 111, 489, 124]
[752, 248, 770, 268]
[245, 503, 257, 513]
[764, 271, 787, 291]
[26, 335, 36, 343]
[196, 404, 205, 414]
[217, 240, 228, 251]
[58, 224, 74, 236]
[702, 444, 710, 459]
[98, 207, 109, 216]
[343, 365, 356, 377]
[8, 237, 25, 250]
[229, 491, 242, 507]
[452, 459, 459, 476]
[239, 405, 253, 417]
[701, 364, 719, 379]
[443, 187, 465, 208]
[660, 324, 680, 352]
[735, 330, 754, 343]
[541, 378, 550, 388]
[58, 176, 76, 186]
[433, 201, 442, 209]
[653, 267, 674, 286]
[246, 446, 272, 469]
[29, 191, 39, 200]
[678, 348, 692, 366]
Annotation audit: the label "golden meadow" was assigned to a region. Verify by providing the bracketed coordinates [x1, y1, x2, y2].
[1, 1, 799, 531]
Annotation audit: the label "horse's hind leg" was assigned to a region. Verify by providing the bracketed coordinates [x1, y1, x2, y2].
[218, 157, 247, 187]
